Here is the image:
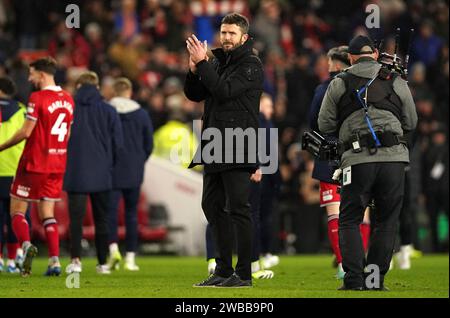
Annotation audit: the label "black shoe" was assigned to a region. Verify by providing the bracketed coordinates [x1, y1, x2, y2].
[338, 285, 364, 291]
[216, 273, 252, 288]
[193, 274, 228, 287]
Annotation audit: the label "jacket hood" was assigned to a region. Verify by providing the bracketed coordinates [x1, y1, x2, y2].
[347, 57, 381, 79]
[109, 97, 141, 114]
[75, 84, 103, 106]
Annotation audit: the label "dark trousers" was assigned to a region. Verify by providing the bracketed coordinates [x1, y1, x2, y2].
[399, 168, 415, 246]
[205, 223, 215, 261]
[68, 192, 110, 265]
[260, 177, 276, 254]
[249, 181, 261, 262]
[339, 162, 405, 288]
[205, 181, 261, 263]
[202, 169, 252, 280]
[107, 187, 140, 252]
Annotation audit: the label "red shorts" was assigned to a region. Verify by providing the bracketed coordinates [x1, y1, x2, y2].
[10, 165, 64, 202]
[319, 181, 341, 207]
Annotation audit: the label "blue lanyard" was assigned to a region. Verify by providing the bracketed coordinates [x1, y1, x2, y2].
[355, 76, 382, 147]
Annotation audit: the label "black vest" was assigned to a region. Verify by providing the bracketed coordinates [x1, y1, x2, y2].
[336, 68, 402, 129]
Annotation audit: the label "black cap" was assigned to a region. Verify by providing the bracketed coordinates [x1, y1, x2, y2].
[348, 35, 376, 55]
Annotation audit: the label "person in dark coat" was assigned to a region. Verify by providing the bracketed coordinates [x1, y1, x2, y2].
[204, 93, 280, 279]
[184, 13, 264, 288]
[64, 71, 123, 275]
[106, 77, 153, 271]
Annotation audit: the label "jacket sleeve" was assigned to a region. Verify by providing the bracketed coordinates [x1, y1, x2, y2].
[393, 77, 418, 133]
[142, 110, 154, 159]
[309, 84, 327, 131]
[184, 70, 210, 102]
[110, 109, 124, 165]
[195, 58, 264, 103]
[318, 78, 345, 134]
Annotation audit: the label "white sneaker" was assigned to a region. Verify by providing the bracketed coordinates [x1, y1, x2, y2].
[261, 254, 280, 269]
[107, 250, 122, 271]
[96, 264, 111, 274]
[6, 259, 20, 273]
[396, 245, 412, 270]
[123, 252, 139, 271]
[66, 259, 82, 274]
[251, 260, 261, 273]
[124, 262, 140, 271]
[207, 258, 216, 275]
[252, 269, 274, 279]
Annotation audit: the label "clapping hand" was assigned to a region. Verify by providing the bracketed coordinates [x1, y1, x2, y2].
[186, 34, 208, 72]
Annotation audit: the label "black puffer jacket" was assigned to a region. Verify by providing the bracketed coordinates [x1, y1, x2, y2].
[184, 39, 264, 173]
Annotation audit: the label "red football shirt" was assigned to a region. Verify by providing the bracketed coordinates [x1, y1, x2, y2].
[21, 86, 74, 173]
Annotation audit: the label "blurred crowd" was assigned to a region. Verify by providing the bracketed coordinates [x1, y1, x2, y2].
[0, 0, 448, 253]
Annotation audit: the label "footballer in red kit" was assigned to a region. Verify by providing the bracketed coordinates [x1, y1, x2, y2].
[0, 57, 74, 277]
[11, 87, 74, 200]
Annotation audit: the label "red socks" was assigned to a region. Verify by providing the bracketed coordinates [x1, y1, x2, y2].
[328, 215, 371, 263]
[11, 213, 30, 245]
[327, 215, 342, 264]
[360, 223, 371, 253]
[7, 243, 19, 259]
[43, 218, 59, 258]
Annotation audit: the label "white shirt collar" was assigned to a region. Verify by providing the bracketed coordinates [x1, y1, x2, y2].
[42, 85, 62, 92]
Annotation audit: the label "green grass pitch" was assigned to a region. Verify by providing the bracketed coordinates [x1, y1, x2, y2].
[0, 255, 448, 298]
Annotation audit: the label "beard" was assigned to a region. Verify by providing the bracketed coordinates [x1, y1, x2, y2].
[221, 37, 244, 52]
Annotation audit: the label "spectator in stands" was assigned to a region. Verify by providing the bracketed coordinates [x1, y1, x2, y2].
[411, 20, 444, 67]
[64, 71, 124, 275]
[48, 19, 91, 68]
[114, 0, 140, 44]
[140, 0, 168, 46]
[13, 0, 49, 50]
[106, 77, 154, 271]
[252, 0, 283, 56]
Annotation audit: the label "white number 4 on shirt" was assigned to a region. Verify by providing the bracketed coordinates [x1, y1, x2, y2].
[51, 113, 68, 142]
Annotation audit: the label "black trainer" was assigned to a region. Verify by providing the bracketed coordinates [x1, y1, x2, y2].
[216, 273, 252, 288]
[193, 274, 228, 287]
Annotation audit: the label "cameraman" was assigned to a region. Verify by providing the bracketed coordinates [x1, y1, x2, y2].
[318, 35, 417, 290]
[309, 46, 371, 280]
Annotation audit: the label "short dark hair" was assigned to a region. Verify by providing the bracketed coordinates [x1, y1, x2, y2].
[0, 76, 17, 97]
[29, 57, 58, 75]
[327, 46, 350, 66]
[221, 13, 249, 34]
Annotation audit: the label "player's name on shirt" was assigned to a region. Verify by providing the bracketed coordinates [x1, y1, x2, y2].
[47, 100, 74, 114]
[48, 148, 67, 155]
